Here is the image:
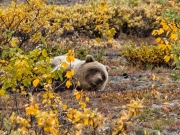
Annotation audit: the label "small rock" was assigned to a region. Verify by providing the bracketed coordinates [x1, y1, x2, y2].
[102, 126, 110, 132]
[140, 76, 148, 81]
[169, 132, 179, 135]
[119, 56, 128, 65]
[162, 130, 169, 135]
[152, 104, 162, 109]
[169, 113, 178, 118]
[131, 77, 136, 80]
[111, 66, 119, 70]
[116, 39, 124, 44]
[0, 131, 7, 135]
[119, 66, 125, 71]
[144, 129, 161, 135]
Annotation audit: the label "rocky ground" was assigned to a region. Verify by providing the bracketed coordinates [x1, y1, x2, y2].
[58, 54, 180, 135]
[0, 53, 180, 135]
[105, 55, 180, 135]
[107, 58, 178, 91]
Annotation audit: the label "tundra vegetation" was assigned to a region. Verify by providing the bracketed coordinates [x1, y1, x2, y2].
[0, 0, 180, 134]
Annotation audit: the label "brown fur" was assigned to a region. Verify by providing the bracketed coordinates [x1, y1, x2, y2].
[51, 55, 109, 91]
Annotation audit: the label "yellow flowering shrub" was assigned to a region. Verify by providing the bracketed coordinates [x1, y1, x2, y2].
[122, 42, 171, 67]
[0, 47, 51, 93]
[152, 1, 180, 66]
[0, 0, 62, 50]
[56, 1, 162, 38]
[0, 48, 76, 94]
[0, 0, 163, 53]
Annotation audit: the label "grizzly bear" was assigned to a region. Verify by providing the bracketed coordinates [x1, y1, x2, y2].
[50, 55, 108, 91]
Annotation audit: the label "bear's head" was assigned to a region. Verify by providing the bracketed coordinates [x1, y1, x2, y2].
[74, 55, 108, 91]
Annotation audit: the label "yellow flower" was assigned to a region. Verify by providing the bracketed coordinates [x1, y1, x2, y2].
[155, 37, 162, 43]
[67, 108, 75, 119]
[66, 50, 75, 63]
[26, 105, 39, 115]
[170, 33, 178, 40]
[42, 92, 54, 99]
[85, 96, 90, 102]
[66, 55, 75, 63]
[68, 50, 74, 54]
[84, 118, 89, 125]
[164, 55, 171, 63]
[157, 28, 164, 35]
[33, 78, 39, 87]
[79, 101, 86, 109]
[74, 90, 83, 100]
[126, 99, 145, 117]
[73, 111, 81, 123]
[16, 116, 30, 127]
[152, 30, 158, 36]
[9, 112, 16, 123]
[65, 69, 74, 79]
[66, 80, 72, 88]
[61, 61, 68, 69]
[77, 81, 81, 86]
[62, 104, 67, 111]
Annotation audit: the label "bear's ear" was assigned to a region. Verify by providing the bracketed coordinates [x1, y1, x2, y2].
[85, 55, 95, 63]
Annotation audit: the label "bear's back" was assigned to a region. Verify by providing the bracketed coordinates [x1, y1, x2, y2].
[51, 55, 82, 68]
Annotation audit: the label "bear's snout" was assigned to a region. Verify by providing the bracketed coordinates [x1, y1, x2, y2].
[95, 78, 103, 85]
[87, 70, 106, 88]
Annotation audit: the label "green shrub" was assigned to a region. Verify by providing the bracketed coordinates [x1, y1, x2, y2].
[122, 42, 172, 67]
[0, 46, 62, 94]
